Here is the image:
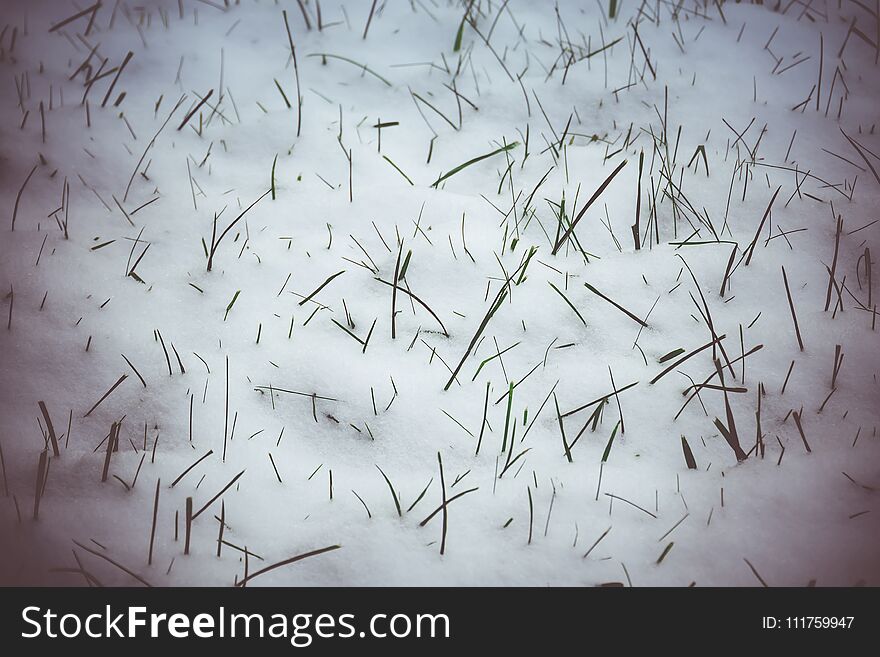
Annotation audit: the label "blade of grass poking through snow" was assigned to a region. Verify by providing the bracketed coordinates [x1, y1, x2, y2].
[192, 469, 246, 519]
[306, 53, 392, 86]
[84, 375, 128, 417]
[419, 485, 478, 530]
[781, 266, 805, 351]
[352, 490, 371, 518]
[472, 341, 520, 380]
[11, 165, 37, 232]
[375, 465, 402, 517]
[398, 250, 412, 281]
[101, 424, 118, 483]
[632, 150, 643, 250]
[515, 247, 537, 285]
[207, 189, 271, 271]
[274, 79, 292, 109]
[438, 451, 448, 555]
[713, 358, 748, 461]
[742, 186, 781, 266]
[224, 290, 241, 321]
[38, 401, 60, 457]
[499, 443, 531, 478]
[124, 95, 187, 203]
[453, 12, 466, 51]
[602, 421, 621, 463]
[583, 526, 612, 559]
[548, 282, 587, 325]
[792, 410, 812, 453]
[235, 545, 341, 587]
[282, 10, 303, 138]
[650, 334, 726, 385]
[411, 90, 458, 131]
[583, 282, 647, 327]
[432, 142, 519, 188]
[374, 278, 448, 336]
[406, 478, 433, 513]
[527, 486, 534, 545]
[170, 450, 213, 488]
[475, 382, 490, 456]
[391, 242, 402, 339]
[148, 478, 160, 565]
[501, 381, 514, 453]
[49, 2, 101, 34]
[840, 128, 880, 186]
[743, 558, 769, 587]
[363, 0, 379, 39]
[554, 393, 572, 462]
[271, 154, 278, 199]
[299, 271, 345, 306]
[656, 542, 674, 564]
[382, 155, 415, 185]
[183, 497, 193, 555]
[562, 381, 639, 418]
[444, 251, 534, 390]
[72, 540, 152, 587]
[177, 89, 213, 131]
[659, 348, 685, 363]
[33, 450, 48, 520]
[681, 436, 698, 469]
[552, 159, 627, 255]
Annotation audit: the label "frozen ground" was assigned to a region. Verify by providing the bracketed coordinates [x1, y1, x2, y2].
[0, 0, 878, 587]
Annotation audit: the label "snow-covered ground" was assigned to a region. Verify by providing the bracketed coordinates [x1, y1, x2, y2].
[0, 0, 878, 587]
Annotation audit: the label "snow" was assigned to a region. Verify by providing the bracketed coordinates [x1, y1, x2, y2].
[0, 0, 878, 587]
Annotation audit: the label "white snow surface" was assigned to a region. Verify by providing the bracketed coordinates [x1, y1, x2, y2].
[0, 0, 879, 586]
